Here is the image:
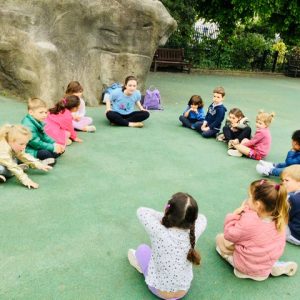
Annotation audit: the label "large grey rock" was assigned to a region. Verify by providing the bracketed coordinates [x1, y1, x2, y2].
[0, 0, 176, 105]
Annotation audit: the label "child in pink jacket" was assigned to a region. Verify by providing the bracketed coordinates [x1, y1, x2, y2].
[216, 179, 297, 280]
[228, 111, 275, 159]
[45, 95, 83, 146]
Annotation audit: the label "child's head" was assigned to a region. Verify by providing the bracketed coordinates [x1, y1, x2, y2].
[27, 98, 48, 122]
[162, 192, 201, 265]
[256, 110, 275, 129]
[0, 124, 32, 153]
[122, 75, 137, 94]
[212, 86, 225, 104]
[228, 108, 245, 124]
[188, 95, 203, 108]
[281, 165, 300, 193]
[65, 81, 83, 97]
[291, 130, 300, 151]
[49, 95, 80, 115]
[249, 179, 288, 232]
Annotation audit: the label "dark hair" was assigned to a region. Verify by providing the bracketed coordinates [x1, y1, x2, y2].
[122, 75, 137, 92]
[188, 95, 203, 108]
[49, 95, 80, 114]
[292, 130, 300, 145]
[65, 81, 83, 95]
[162, 192, 201, 265]
[229, 108, 245, 119]
[213, 86, 225, 97]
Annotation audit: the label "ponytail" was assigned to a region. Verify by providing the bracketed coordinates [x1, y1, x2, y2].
[49, 95, 80, 114]
[187, 223, 201, 265]
[273, 183, 289, 232]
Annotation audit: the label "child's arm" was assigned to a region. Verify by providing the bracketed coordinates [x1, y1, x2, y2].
[195, 108, 205, 121]
[242, 131, 263, 147]
[284, 150, 300, 166]
[183, 106, 191, 118]
[137, 207, 164, 236]
[27, 134, 55, 153]
[60, 112, 79, 142]
[136, 101, 147, 111]
[195, 214, 207, 239]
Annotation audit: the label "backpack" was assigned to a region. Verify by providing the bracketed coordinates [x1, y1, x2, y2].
[142, 86, 162, 110]
[101, 82, 122, 103]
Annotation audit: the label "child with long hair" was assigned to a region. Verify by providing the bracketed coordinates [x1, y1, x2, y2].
[216, 108, 251, 147]
[0, 124, 52, 188]
[65, 81, 96, 132]
[105, 75, 150, 128]
[127, 192, 207, 299]
[179, 95, 205, 129]
[216, 179, 297, 280]
[228, 110, 275, 159]
[45, 95, 83, 146]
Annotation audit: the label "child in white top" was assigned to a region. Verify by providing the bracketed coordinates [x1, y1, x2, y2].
[127, 192, 207, 299]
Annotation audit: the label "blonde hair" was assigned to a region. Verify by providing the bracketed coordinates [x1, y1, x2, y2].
[0, 124, 32, 142]
[256, 110, 275, 127]
[281, 165, 300, 182]
[27, 97, 47, 111]
[250, 179, 289, 232]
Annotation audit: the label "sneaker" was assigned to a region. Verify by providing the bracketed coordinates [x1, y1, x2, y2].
[127, 249, 142, 273]
[66, 139, 73, 146]
[258, 160, 274, 169]
[271, 261, 298, 277]
[256, 164, 271, 176]
[42, 158, 56, 166]
[227, 149, 243, 157]
[0, 175, 6, 183]
[216, 133, 226, 142]
[18, 163, 29, 171]
[85, 125, 96, 132]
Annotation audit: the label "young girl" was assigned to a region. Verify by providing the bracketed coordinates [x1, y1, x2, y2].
[65, 81, 96, 132]
[45, 95, 83, 146]
[127, 192, 207, 299]
[179, 95, 205, 129]
[0, 124, 52, 188]
[227, 110, 275, 159]
[216, 179, 297, 280]
[216, 108, 251, 147]
[105, 75, 150, 128]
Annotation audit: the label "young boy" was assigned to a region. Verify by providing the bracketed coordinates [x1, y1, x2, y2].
[281, 165, 300, 245]
[256, 130, 300, 176]
[194, 86, 227, 138]
[21, 98, 65, 165]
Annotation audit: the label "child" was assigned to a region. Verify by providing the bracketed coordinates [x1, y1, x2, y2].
[45, 95, 83, 146]
[127, 192, 207, 299]
[0, 124, 52, 188]
[216, 108, 251, 147]
[21, 98, 65, 165]
[256, 129, 300, 176]
[228, 110, 275, 159]
[216, 179, 297, 280]
[281, 165, 300, 245]
[105, 75, 150, 128]
[179, 95, 205, 129]
[194, 86, 227, 138]
[65, 81, 96, 132]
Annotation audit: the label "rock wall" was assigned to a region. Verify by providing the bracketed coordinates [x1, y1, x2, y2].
[0, 0, 176, 105]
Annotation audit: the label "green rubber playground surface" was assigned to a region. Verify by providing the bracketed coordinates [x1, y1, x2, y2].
[0, 72, 299, 299]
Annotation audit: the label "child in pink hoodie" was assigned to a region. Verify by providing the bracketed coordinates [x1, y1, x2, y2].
[45, 95, 83, 146]
[228, 110, 275, 159]
[216, 179, 297, 281]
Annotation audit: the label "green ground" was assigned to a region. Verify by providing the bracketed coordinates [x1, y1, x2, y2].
[0, 73, 299, 300]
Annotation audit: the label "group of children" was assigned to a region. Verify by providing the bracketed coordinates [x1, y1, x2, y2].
[1, 77, 299, 299]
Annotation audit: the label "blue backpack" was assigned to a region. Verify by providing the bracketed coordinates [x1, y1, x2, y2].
[101, 82, 122, 103]
[143, 86, 162, 110]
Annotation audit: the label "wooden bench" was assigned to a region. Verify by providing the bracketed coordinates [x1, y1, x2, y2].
[152, 48, 191, 73]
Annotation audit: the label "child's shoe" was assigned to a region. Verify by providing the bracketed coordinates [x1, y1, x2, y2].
[66, 139, 73, 146]
[271, 261, 298, 277]
[256, 164, 272, 176]
[259, 160, 274, 169]
[18, 163, 29, 171]
[42, 158, 56, 166]
[227, 149, 243, 157]
[127, 249, 142, 273]
[0, 175, 6, 183]
[85, 125, 96, 132]
[129, 122, 144, 128]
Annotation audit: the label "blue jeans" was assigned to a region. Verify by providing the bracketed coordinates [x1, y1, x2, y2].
[271, 167, 284, 177]
[0, 165, 13, 178]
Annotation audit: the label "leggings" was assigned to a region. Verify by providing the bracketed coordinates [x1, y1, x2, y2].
[106, 111, 150, 126]
[37, 150, 60, 165]
[72, 116, 93, 130]
[223, 126, 251, 142]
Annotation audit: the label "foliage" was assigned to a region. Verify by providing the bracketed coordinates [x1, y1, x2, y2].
[272, 41, 287, 63]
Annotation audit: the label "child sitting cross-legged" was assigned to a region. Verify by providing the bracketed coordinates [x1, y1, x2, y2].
[0, 124, 52, 188]
[127, 192, 207, 299]
[216, 179, 297, 281]
[256, 129, 300, 176]
[281, 165, 300, 246]
[21, 98, 65, 166]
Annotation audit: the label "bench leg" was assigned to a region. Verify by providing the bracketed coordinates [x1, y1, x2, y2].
[154, 62, 157, 72]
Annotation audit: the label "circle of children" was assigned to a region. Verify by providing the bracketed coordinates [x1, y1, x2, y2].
[0, 75, 299, 299]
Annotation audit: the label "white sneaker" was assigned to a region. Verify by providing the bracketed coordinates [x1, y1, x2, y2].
[85, 125, 96, 132]
[256, 164, 271, 176]
[42, 158, 55, 166]
[259, 160, 274, 169]
[127, 249, 142, 273]
[0, 175, 6, 183]
[271, 261, 298, 277]
[227, 149, 243, 157]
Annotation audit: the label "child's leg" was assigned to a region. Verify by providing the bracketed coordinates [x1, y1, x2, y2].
[201, 128, 219, 138]
[236, 127, 252, 141]
[216, 233, 235, 256]
[106, 111, 129, 126]
[135, 244, 152, 276]
[0, 164, 13, 178]
[179, 115, 193, 128]
[125, 111, 150, 123]
[73, 117, 93, 130]
[286, 226, 300, 245]
[233, 143, 251, 156]
[270, 167, 285, 177]
[223, 126, 233, 141]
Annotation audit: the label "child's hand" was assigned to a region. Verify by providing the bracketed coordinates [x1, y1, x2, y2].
[232, 139, 239, 145]
[25, 179, 39, 189]
[39, 165, 53, 172]
[73, 115, 81, 121]
[54, 143, 65, 154]
[233, 200, 247, 215]
[201, 126, 209, 132]
[74, 137, 83, 143]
